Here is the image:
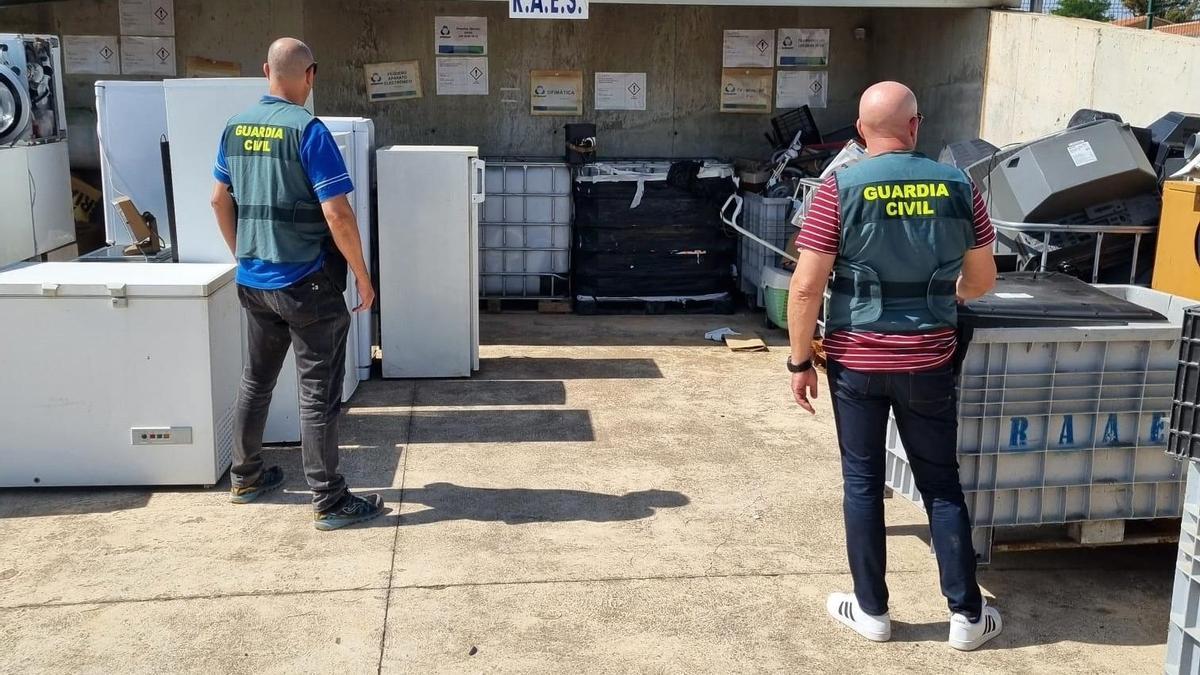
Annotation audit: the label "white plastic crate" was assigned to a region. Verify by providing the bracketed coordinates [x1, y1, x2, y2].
[736, 192, 794, 308]
[885, 285, 1200, 563]
[480, 161, 572, 299]
[1167, 461, 1200, 675]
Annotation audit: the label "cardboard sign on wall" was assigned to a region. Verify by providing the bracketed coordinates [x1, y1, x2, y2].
[720, 69, 772, 114]
[531, 70, 583, 116]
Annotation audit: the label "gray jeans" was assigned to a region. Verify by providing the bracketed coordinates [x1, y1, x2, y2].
[232, 267, 351, 512]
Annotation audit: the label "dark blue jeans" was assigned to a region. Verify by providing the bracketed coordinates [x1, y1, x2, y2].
[827, 359, 983, 621]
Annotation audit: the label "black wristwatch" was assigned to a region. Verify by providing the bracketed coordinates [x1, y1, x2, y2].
[787, 357, 813, 373]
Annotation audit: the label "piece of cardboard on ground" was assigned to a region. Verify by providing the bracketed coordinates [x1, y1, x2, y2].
[725, 334, 768, 352]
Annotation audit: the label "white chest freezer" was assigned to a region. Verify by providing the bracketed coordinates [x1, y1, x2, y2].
[0, 262, 240, 487]
[377, 146, 482, 378]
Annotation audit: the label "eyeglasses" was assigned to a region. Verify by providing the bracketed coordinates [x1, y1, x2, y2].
[306, 62, 318, 76]
[914, 112, 925, 124]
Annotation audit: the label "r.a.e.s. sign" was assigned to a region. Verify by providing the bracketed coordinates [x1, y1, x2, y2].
[510, 0, 589, 20]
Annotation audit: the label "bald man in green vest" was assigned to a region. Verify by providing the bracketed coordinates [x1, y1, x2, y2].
[210, 38, 383, 531]
[787, 81, 1002, 650]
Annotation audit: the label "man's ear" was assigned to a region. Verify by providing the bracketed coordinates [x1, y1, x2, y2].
[262, 62, 270, 78]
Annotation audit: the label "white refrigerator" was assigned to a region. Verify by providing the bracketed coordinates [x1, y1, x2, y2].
[377, 146, 482, 378]
[0, 262, 240, 487]
[321, 116, 375, 383]
[95, 81, 171, 246]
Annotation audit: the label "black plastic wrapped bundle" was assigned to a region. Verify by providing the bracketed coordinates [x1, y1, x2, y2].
[572, 161, 736, 301]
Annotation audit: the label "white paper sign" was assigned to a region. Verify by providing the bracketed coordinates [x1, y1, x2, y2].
[119, 0, 175, 36]
[365, 61, 422, 102]
[777, 70, 828, 109]
[1068, 140, 1098, 167]
[435, 16, 487, 55]
[777, 29, 830, 67]
[64, 35, 120, 74]
[723, 29, 774, 68]
[595, 72, 646, 111]
[510, 0, 589, 19]
[120, 36, 176, 76]
[436, 57, 489, 96]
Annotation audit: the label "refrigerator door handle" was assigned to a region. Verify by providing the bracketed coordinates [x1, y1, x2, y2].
[470, 158, 486, 204]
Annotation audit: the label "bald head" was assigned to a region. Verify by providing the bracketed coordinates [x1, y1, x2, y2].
[856, 81, 920, 154]
[263, 38, 315, 105]
[267, 38, 314, 80]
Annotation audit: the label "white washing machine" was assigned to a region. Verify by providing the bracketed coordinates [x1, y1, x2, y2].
[0, 34, 66, 144]
[0, 34, 72, 267]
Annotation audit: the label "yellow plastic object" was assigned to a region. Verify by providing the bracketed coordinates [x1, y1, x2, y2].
[1154, 181, 1200, 301]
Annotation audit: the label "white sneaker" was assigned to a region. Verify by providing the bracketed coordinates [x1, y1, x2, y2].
[826, 592, 891, 642]
[948, 602, 1003, 651]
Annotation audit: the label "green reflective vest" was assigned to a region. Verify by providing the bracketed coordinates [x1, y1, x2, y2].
[222, 99, 328, 263]
[825, 151, 977, 334]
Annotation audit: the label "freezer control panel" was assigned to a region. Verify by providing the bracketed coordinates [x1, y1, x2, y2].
[131, 427, 193, 445]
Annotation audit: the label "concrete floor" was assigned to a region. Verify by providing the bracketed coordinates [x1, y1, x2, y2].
[0, 313, 1175, 673]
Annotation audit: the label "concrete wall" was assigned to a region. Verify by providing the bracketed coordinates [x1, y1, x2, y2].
[870, 8, 991, 155]
[981, 11, 1200, 145]
[300, 1, 876, 158]
[2, 0, 995, 161]
[2, 0, 880, 160]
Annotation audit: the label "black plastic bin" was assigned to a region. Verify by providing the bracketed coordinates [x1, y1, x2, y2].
[1169, 306, 1200, 460]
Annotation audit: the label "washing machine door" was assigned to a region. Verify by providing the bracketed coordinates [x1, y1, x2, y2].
[0, 65, 31, 145]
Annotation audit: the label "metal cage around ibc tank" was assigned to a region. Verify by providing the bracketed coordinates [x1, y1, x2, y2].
[480, 161, 572, 300]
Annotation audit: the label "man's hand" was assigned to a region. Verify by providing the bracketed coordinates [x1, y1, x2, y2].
[791, 368, 819, 414]
[354, 275, 375, 313]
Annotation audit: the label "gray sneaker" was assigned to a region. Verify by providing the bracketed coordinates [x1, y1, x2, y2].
[314, 493, 385, 531]
[229, 466, 285, 504]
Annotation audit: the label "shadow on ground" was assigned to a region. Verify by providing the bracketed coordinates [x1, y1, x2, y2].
[0, 488, 153, 519]
[397, 482, 690, 526]
[479, 312, 791, 348]
[414, 380, 568, 407]
[477, 357, 664, 381]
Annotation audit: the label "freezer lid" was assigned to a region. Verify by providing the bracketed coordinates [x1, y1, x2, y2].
[0, 262, 236, 298]
[379, 145, 478, 156]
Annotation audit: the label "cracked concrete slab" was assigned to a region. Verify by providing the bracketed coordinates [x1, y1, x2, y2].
[0, 589, 386, 674]
[0, 313, 1178, 672]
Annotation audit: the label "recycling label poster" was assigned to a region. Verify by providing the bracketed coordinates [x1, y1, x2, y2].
[777, 29, 830, 67]
[364, 61, 422, 102]
[435, 16, 487, 55]
[530, 70, 583, 115]
[720, 68, 773, 114]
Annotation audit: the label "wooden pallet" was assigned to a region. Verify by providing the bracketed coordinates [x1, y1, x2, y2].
[481, 298, 572, 314]
[988, 518, 1180, 556]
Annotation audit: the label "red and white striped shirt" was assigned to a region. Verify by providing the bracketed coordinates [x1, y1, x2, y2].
[796, 173, 996, 373]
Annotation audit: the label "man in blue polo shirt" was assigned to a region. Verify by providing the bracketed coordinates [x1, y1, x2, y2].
[210, 37, 382, 531]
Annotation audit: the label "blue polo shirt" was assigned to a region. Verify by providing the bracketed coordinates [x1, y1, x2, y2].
[214, 96, 354, 289]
